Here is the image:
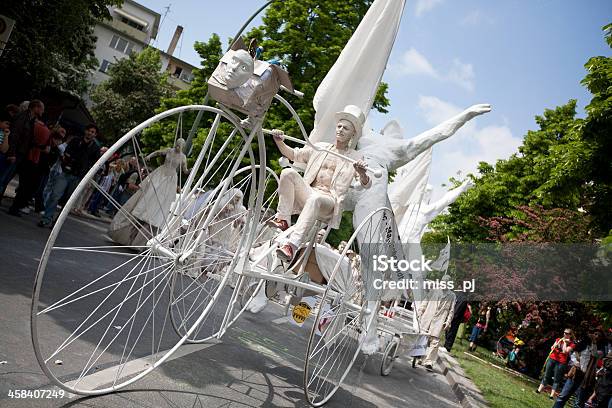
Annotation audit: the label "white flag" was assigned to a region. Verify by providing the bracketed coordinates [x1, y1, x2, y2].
[310, 0, 406, 144]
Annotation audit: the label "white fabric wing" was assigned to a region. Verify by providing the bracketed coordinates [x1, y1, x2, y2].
[310, 0, 406, 144]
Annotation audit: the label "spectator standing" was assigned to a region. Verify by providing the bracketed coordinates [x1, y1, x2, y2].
[38, 124, 100, 227]
[34, 127, 65, 213]
[537, 328, 575, 399]
[553, 329, 607, 408]
[444, 290, 471, 352]
[0, 100, 43, 200]
[469, 304, 491, 352]
[585, 352, 612, 408]
[8, 105, 50, 216]
[87, 156, 122, 216]
[104, 156, 139, 215]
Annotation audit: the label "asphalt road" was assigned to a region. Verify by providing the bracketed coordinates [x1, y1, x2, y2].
[0, 199, 460, 408]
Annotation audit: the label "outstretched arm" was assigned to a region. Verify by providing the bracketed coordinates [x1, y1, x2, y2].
[145, 148, 167, 161]
[422, 179, 474, 222]
[388, 104, 491, 171]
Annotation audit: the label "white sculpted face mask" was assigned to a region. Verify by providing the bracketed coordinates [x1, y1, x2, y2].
[335, 119, 356, 145]
[224, 50, 254, 89]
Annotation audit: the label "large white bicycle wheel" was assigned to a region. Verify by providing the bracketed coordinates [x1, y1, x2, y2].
[169, 165, 279, 342]
[303, 207, 398, 406]
[30, 105, 265, 395]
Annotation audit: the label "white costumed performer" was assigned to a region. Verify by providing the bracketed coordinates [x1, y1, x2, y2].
[418, 274, 456, 370]
[268, 105, 372, 262]
[109, 138, 188, 246]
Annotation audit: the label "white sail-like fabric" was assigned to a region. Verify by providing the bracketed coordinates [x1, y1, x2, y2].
[388, 148, 432, 228]
[309, 0, 406, 144]
[430, 237, 451, 272]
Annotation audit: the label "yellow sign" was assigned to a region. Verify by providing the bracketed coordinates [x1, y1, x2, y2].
[292, 301, 312, 324]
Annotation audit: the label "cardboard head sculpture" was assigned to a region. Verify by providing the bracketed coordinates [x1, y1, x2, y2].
[208, 38, 294, 119]
[219, 49, 255, 89]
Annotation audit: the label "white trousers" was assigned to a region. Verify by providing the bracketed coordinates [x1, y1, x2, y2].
[422, 336, 440, 366]
[277, 168, 335, 248]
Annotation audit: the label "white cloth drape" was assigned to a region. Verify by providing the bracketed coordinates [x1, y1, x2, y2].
[310, 0, 406, 144]
[388, 148, 432, 232]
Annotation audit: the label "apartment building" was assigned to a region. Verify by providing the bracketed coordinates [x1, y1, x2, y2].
[90, 0, 196, 94]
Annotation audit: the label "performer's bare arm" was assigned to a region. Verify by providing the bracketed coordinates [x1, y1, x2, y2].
[145, 148, 167, 161]
[271, 129, 295, 161]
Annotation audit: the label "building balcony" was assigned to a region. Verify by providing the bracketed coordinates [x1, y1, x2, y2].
[101, 18, 148, 44]
[167, 75, 190, 91]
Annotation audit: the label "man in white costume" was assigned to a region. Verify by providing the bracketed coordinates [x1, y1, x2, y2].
[418, 274, 456, 370]
[268, 105, 372, 262]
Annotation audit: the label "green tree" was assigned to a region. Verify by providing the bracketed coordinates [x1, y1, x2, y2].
[152, 2, 391, 154]
[0, 0, 120, 101]
[428, 24, 612, 242]
[246, 0, 389, 136]
[148, 2, 392, 246]
[91, 47, 173, 142]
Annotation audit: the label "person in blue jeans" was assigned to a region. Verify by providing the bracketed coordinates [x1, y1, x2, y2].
[39, 125, 100, 227]
[553, 329, 607, 408]
[469, 305, 490, 352]
[537, 329, 575, 399]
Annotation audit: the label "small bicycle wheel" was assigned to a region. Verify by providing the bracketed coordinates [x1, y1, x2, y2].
[303, 207, 397, 406]
[31, 105, 263, 395]
[380, 337, 400, 376]
[169, 165, 279, 342]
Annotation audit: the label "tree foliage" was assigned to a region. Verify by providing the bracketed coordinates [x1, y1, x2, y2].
[91, 47, 173, 142]
[151, 2, 390, 148]
[429, 25, 612, 242]
[245, 0, 390, 135]
[0, 0, 121, 100]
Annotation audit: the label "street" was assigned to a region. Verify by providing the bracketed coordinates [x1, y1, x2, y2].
[0, 199, 461, 408]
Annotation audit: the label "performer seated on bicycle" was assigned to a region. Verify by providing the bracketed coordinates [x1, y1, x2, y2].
[268, 105, 371, 262]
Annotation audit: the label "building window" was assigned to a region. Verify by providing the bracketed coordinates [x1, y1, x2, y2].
[120, 16, 145, 31]
[109, 34, 135, 54]
[173, 67, 183, 77]
[99, 59, 114, 74]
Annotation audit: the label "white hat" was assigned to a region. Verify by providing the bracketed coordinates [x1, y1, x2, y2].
[334, 104, 365, 141]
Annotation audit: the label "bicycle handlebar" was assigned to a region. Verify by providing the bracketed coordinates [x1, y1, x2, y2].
[261, 128, 383, 178]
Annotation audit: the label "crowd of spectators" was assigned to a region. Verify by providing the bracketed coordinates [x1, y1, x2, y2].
[0, 100, 142, 227]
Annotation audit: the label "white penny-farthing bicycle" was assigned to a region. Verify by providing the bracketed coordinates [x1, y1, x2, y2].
[31, 6, 406, 408]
